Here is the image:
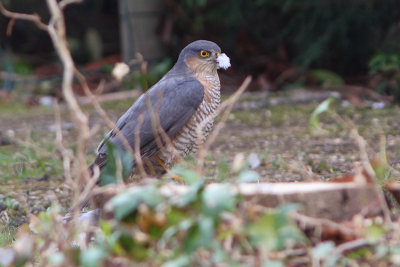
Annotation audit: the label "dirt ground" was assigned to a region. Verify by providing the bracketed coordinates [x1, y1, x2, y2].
[1, 89, 400, 227]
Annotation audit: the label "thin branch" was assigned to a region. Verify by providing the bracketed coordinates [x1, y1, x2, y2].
[350, 128, 393, 226]
[325, 238, 370, 265]
[290, 212, 358, 239]
[0, 3, 48, 31]
[59, 0, 83, 10]
[46, 0, 91, 188]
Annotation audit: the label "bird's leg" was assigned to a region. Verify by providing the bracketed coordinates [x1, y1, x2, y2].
[154, 155, 183, 183]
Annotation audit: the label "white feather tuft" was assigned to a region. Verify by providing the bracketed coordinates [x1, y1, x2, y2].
[217, 53, 231, 70]
[112, 62, 130, 81]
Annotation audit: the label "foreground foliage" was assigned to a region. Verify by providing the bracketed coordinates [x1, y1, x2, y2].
[2, 164, 400, 266]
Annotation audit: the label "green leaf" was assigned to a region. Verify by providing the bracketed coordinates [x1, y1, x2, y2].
[310, 69, 345, 86]
[171, 180, 204, 207]
[80, 247, 105, 267]
[107, 185, 163, 220]
[312, 241, 335, 258]
[99, 220, 113, 236]
[262, 261, 285, 267]
[48, 252, 65, 265]
[184, 216, 214, 253]
[237, 170, 260, 183]
[170, 165, 200, 185]
[99, 141, 132, 186]
[309, 98, 334, 131]
[247, 204, 304, 251]
[369, 52, 400, 75]
[201, 184, 236, 218]
[366, 224, 386, 243]
[374, 135, 390, 183]
[162, 255, 191, 267]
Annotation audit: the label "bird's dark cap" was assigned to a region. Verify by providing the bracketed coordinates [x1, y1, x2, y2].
[170, 40, 222, 73]
[178, 40, 221, 60]
[183, 40, 221, 53]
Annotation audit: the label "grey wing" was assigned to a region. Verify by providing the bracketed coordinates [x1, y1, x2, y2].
[95, 75, 204, 167]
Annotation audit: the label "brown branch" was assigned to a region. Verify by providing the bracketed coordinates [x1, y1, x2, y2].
[53, 100, 77, 195]
[2, 0, 93, 214]
[350, 128, 393, 226]
[0, 3, 48, 31]
[46, 0, 91, 189]
[326, 238, 370, 265]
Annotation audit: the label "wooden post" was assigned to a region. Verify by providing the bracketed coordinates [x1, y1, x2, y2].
[118, 0, 165, 62]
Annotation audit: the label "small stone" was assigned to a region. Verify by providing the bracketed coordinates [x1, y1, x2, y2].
[248, 153, 261, 169]
[371, 102, 385, 109]
[0, 131, 13, 146]
[38, 96, 54, 107]
[0, 200, 7, 212]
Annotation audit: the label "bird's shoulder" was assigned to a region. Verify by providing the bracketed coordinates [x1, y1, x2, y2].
[107, 72, 203, 137]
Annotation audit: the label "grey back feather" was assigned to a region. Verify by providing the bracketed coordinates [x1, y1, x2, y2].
[95, 68, 204, 169]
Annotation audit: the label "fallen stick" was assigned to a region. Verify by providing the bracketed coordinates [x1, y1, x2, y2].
[91, 178, 384, 223]
[159, 181, 383, 222]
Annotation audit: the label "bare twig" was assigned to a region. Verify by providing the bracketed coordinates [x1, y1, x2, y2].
[59, 0, 83, 10]
[290, 212, 358, 239]
[0, 3, 47, 31]
[44, 0, 92, 216]
[134, 114, 147, 177]
[328, 110, 393, 226]
[325, 238, 370, 266]
[350, 128, 393, 226]
[1, 0, 95, 219]
[54, 100, 76, 194]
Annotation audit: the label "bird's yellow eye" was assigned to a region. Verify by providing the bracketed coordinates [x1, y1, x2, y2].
[200, 50, 209, 57]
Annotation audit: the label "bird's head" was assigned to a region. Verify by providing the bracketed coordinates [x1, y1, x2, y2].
[178, 40, 231, 74]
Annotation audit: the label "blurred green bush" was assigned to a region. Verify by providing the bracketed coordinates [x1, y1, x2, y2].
[167, 0, 400, 77]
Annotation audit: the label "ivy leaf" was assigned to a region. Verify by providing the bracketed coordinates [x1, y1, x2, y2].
[247, 204, 305, 251]
[106, 185, 163, 220]
[184, 216, 214, 253]
[201, 184, 236, 218]
[171, 180, 204, 207]
[99, 141, 132, 186]
[312, 241, 335, 259]
[80, 247, 106, 267]
[170, 165, 200, 185]
[237, 170, 260, 183]
[162, 255, 191, 267]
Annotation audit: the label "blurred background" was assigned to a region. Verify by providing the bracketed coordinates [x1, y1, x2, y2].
[1, 0, 400, 102]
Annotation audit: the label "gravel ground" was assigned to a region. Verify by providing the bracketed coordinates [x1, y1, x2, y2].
[1, 90, 400, 226]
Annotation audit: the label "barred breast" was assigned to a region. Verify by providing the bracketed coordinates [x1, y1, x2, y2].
[157, 74, 221, 168]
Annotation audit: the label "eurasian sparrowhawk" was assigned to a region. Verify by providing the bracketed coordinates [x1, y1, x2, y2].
[92, 40, 231, 177]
